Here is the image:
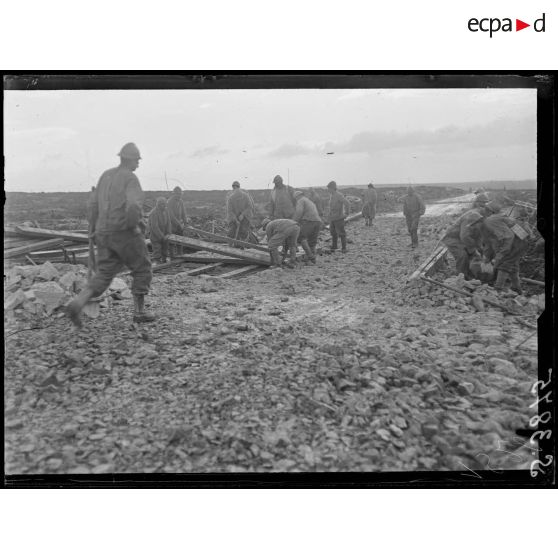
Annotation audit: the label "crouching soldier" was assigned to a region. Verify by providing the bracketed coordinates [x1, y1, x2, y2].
[148, 197, 171, 263]
[261, 218, 300, 268]
[441, 208, 484, 279]
[480, 200, 531, 294]
[66, 142, 155, 325]
[293, 190, 321, 263]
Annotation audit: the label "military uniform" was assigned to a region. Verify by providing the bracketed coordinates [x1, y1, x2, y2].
[442, 209, 483, 279]
[327, 190, 350, 251]
[88, 165, 152, 297]
[148, 199, 171, 263]
[293, 195, 321, 256]
[402, 191, 426, 247]
[362, 188, 378, 226]
[226, 188, 254, 240]
[265, 218, 300, 266]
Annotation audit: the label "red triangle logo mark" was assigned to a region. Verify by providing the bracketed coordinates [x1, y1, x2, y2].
[516, 19, 530, 31]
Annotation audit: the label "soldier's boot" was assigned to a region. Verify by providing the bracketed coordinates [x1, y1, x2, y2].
[340, 235, 347, 254]
[133, 294, 156, 323]
[494, 270, 510, 291]
[301, 240, 315, 263]
[510, 272, 523, 295]
[269, 248, 282, 268]
[65, 286, 95, 328]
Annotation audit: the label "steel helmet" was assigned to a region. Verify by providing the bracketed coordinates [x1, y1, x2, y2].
[261, 218, 271, 229]
[118, 142, 141, 159]
[293, 190, 304, 198]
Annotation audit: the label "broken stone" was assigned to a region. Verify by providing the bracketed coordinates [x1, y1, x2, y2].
[488, 358, 519, 377]
[33, 281, 66, 314]
[4, 289, 27, 311]
[109, 277, 128, 291]
[38, 261, 60, 281]
[58, 271, 78, 291]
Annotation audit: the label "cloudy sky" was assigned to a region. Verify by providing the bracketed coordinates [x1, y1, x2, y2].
[4, 88, 536, 192]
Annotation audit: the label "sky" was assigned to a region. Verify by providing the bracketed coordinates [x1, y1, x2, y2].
[3, 88, 536, 192]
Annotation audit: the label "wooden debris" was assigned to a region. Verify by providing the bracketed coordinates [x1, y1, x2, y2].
[168, 234, 271, 266]
[521, 277, 544, 287]
[182, 226, 269, 253]
[4, 238, 64, 259]
[217, 265, 261, 279]
[408, 246, 448, 282]
[183, 263, 224, 276]
[14, 225, 89, 243]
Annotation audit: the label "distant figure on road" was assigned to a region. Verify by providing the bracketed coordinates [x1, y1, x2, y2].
[441, 208, 484, 279]
[269, 175, 297, 219]
[261, 217, 300, 268]
[148, 197, 171, 263]
[326, 181, 350, 253]
[293, 190, 321, 263]
[168, 186, 188, 256]
[66, 142, 155, 325]
[362, 182, 378, 227]
[226, 180, 254, 241]
[401, 186, 426, 249]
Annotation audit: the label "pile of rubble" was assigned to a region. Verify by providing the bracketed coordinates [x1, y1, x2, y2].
[4, 261, 132, 321]
[404, 273, 544, 314]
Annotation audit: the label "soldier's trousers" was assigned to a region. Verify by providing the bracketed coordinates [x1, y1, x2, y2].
[330, 219, 347, 250]
[443, 237, 472, 278]
[89, 230, 152, 296]
[150, 237, 169, 263]
[405, 213, 420, 246]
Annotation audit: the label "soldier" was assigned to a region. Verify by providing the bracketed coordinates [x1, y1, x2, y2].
[168, 186, 188, 256]
[362, 182, 378, 226]
[441, 208, 484, 279]
[401, 186, 426, 248]
[307, 187, 325, 219]
[66, 142, 154, 326]
[226, 180, 254, 241]
[261, 217, 300, 268]
[269, 175, 296, 219]
[326, 181, 350, 253]
[481, 200, 531, 294]
[292, 190, 321, 263]
[148, 197, 171, 263]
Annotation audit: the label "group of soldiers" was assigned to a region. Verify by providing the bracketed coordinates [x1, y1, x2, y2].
[65, 142, 536, 327]
[441, 191, 537, 295]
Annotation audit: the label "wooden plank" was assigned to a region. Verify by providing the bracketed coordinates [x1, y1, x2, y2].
[4, 238, 64, 259]
[30, 246, 88, 257]
[14, 225, 89, 243]
[182, 263, 224, 276]
[216, 265, 261, 278]
[408, 246, 447, 282]
[168, 233, 271, 266]
[182, 226, 269, 253]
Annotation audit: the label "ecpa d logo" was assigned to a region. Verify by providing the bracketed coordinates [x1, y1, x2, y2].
[468, 13, 546, 37]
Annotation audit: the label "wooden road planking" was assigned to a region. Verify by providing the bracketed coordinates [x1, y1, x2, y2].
[168, 233, 271, 266]
[4, 238, 64, 259]
[14, 225, 89, 243]
[216, 264, 261, 278]
[182, 226, 269, 253]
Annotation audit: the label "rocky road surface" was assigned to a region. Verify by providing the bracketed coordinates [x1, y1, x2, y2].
[4, 207, 540, 474]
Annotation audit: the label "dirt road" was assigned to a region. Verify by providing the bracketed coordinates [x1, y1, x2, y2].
[4, 202, 537, 474]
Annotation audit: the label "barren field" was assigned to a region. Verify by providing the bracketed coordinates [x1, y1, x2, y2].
[4, 189, 542, 474]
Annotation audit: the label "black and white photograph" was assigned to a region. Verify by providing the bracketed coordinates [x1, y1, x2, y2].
[3, 74, 553, 484]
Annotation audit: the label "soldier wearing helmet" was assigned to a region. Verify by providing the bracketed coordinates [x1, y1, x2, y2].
[480, 199, 530, 293]
[226, 180, 254, 241]
[66, 142, 155, 325]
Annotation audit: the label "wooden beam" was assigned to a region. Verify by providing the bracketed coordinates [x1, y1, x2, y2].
[216, 265, 261, 278]
[408, 246, 448, 282]
[521, 277, 544, 286]
[4, 238, 64, 259]
[15, 225, 89, 243]
[182, 263, 224, 276]
[168, 234, 271, 266]
[182, 226, 269, 253]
